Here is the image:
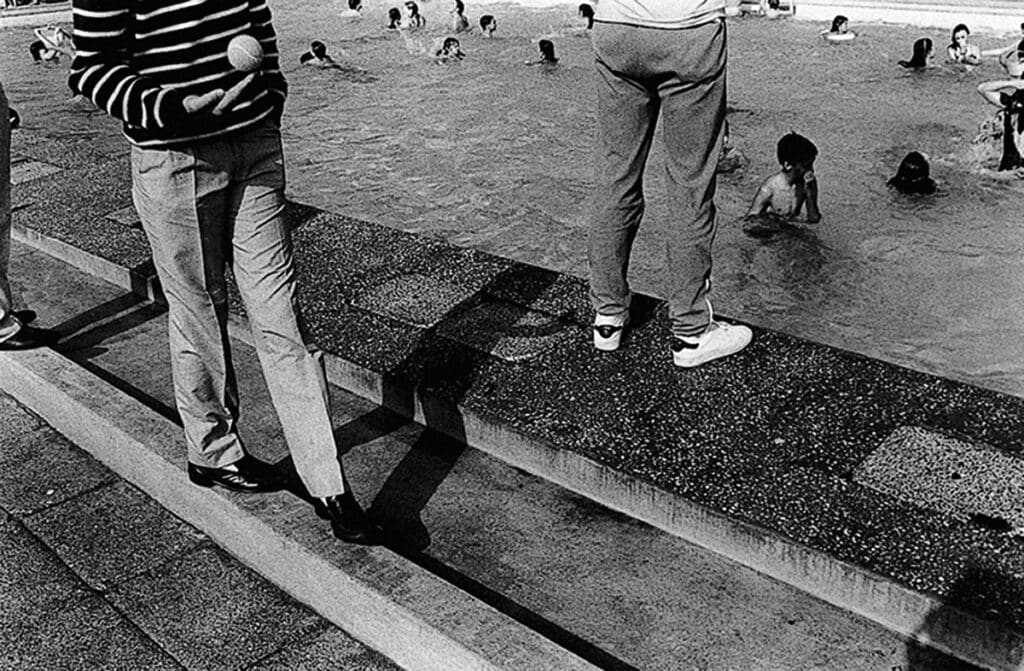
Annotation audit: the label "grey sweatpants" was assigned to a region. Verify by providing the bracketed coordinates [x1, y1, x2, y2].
[0, 82, 22, 344]
[588, 19, 727, 338]
[131, 121, 345, 497]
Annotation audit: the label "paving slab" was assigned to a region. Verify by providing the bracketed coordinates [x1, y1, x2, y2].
[108, 544, 326, 671]
[248, 627, 404, 671]
[24, 480, 206, 591]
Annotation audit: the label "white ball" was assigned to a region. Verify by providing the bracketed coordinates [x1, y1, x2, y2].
[227, 34, 264, 72]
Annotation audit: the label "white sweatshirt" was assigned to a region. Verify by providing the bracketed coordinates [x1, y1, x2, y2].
[595, 0, 727, 29]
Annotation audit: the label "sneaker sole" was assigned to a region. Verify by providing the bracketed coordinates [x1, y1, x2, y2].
[672, 332, 753, 368]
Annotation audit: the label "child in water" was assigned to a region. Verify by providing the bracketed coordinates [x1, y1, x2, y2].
[578, 4, 594, 29]
[479, 14, 496, 36]
[29, 25, 74, 63]
[387, 7, 402, 29]
[299, 40, 343, 68]
[898, 38, 934, 69]
[452, 0, 470, 32]
[436, 37, 465, 62]
[822, 15, 856, 42]
[888, 152, 936, 194]
[947, 24, 981, 65]
[402, 1, 426, 29]
[743, 132, 821, 237]
[977, 78, 1024, 174]
[525, 39, 558, 65]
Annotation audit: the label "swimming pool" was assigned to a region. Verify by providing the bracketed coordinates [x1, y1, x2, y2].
[6, 3, 1024, 396]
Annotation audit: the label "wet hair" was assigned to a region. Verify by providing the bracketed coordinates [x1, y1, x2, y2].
[949, 23, 970, 51]
[480, 14, 495, 31]
[9, 107, 20, 130]
[538, 39, 557, 63]
[776, 132, 818, 166]
[348, 0, 362, 9]
[29, 40, 46, 62]
[767, 0, 780, 8]
[405, 1, 420, 16]
[578, 3, 594, 29]
[829, 15, 847, 33]
[311, 40, 327, 58]
[898, 37, 933, 69]
[888, 151, 936, 194]
[454, 0, 464, 14]
[387, 7, 401, 27]
[998, 88, 1024, 170]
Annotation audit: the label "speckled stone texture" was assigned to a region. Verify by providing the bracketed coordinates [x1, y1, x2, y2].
[855, 427, 1024, 530]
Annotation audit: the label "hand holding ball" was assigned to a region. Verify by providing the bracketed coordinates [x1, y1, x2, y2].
[227, 35, 264, 72]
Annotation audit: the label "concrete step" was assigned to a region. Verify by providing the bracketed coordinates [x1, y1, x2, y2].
[1, 241, 979, 671]
[793, 0, 1024, 32]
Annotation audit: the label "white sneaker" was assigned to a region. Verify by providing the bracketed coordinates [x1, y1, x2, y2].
[672, 321, 752, 368]
[593, 312, 629, 351]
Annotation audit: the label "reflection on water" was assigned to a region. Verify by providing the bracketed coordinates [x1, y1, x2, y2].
[5, 4, 1024, 396]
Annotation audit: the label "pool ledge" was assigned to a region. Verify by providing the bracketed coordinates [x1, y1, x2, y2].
[794, 0, 1024, 31]
[12, 153, 1024, 670]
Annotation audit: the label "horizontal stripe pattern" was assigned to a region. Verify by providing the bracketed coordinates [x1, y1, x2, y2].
[69, 0, 287, 147]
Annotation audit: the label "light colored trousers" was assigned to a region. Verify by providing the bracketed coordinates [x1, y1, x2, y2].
[131, 121, 344, 497]
[588, 20, 727, 338]
[0, 82, 22, 344]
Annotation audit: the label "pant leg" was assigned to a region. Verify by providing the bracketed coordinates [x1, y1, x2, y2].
[0, 83, 22, 344]
[656, 21, 727, 337]
[588, 22, 661, 320]
[131, 143, 244, 468]
[227, 123, 345, 498]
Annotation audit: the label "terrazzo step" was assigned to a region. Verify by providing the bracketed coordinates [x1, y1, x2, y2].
[0, 240, 983, 671]
[13, 156, 1024, 670]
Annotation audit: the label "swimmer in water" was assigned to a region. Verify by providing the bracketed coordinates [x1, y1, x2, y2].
[387, 7, 402, 29]
[743, 132, 821, 237]
[947, 24, 981, 65]
[821, 15, 856, 42]
[982, 25, 1024, 77]
[451, 0, 470, 32]
[436, 36, 465, 62]
[578, 3, 594, 29]
[525, 39, 558, 65]
[898, 38, 934, 69]
[29, 25, 74, 63]
[402, 1, 426, 29]
[978, 78, 1024, 174]
[887, 152, 936, 194]
[479, 14, 496, 36]
[299, 40, 344, 68]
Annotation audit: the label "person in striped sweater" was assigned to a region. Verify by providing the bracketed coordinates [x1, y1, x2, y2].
[68, 0, 376, 543]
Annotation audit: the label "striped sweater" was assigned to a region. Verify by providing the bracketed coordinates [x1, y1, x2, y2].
[69, 0, 287, 147]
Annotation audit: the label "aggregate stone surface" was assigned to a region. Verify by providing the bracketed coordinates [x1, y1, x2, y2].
[855, 427, 1024, 531]
[104, 204, 142, 229]
[0, 513, 91, 634]
[352, 272, 476, 329]
[10, 158, 150, 271]
[0, 430, 117, 516]
[9, 158, 62, 185]
[1, 595, 182, 671]
[108, 544, 327, 670]
[247, 627, 401, 671]
[25, 480, 206, 592]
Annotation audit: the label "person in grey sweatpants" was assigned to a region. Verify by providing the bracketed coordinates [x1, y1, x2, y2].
[588, 0, 752, 368]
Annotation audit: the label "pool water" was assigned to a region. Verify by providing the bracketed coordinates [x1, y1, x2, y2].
[5, 4, 1024, 396]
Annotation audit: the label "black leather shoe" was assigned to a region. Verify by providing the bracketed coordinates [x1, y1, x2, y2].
[187, 455, 284, 493]
[319, 491, 378, 544]
[0, 326, 59, 351]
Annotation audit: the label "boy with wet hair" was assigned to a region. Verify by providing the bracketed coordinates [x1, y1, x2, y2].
[744, 132, 821, 235]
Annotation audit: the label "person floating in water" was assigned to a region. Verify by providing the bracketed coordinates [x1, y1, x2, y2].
[977, 78, 1024, 174]
[762, 0, 794, 19]
[947, 23, 981, 65]
[578, 3, 594, 29]
[898, 38, 934, 69]
[525, 39, 558, 65]
[451, 0, 470, 32]
[822, 15, 856, 42]
[299, 40, 343, 68]
[479, 14, 496, 36]
[29, 25, 74, 63]
[743, 132, 821, 237]
[402, 1, 426, 29]
[387, 7, 402, 29]
[887, 152, 936, 194]
[981, 23, 1024, 77]
[436, 37, 465, 62]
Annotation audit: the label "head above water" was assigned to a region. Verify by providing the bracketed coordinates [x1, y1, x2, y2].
[454, 0, 464, 14]
[539, 39, 557, 62]
[889, 151, 936, 194]
[480, 14, 496, 32]
[578, 3, 593, 18]
[950, 23, 970, 48]
[776, 132, 818, 169]
[900, 37, 933, 68]
[404, 1, 420, 16]
[311, 40, 327, 58]
[443, 37, 460, 50]
[829, 15, 848, 33]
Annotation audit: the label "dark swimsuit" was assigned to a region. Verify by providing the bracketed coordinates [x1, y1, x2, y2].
[998, 91, 1024, 171]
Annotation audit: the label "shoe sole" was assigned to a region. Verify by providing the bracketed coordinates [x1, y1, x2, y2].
[187, 469, 282, 493]
[593, 318, 629, 352]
